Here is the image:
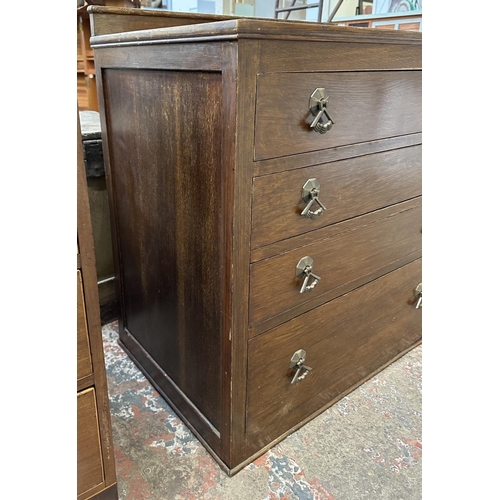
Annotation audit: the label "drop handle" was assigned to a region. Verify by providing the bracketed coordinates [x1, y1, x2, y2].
[296, 256, 321, 294]
[301, 178, 327, 219]
[309, 88, 334, 134]
[290, 349, 312, 384]
[414, 283, 422, 309]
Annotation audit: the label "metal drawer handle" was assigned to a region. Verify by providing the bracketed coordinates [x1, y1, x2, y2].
[296, 256, 321, 294]
[301, 178, 327, 219]
[414, 283, 422, 309]
[309, 88, 334, 134]
[290, 349, 312, 384]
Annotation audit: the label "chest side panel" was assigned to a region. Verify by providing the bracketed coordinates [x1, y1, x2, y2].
[102, 68, 224, 433]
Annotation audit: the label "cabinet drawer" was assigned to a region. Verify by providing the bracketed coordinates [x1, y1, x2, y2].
[254, 71, 422, 161]
[77, 388, 104, 496]
[249, 198, 421, 329]
[252, 145, 422, 249]
[246, 258, 422, 452]
[77, 270, 93, 383]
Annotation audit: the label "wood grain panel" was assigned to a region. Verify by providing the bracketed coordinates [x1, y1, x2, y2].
[254, 133, 422, 176]
[246, 258, 421, 453]
[103, 68, 224, 433]
[254, 71, 422, 160]
[77, 270, 93, 383]
[95, 43, 222, 72]
[252, 145, 422, 249]
[249, 198, 421, 327]
[257, 39, 422, 73]
[77, 388, 104, 497]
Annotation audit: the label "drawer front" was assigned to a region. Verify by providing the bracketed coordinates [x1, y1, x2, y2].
[249, 198, 421, 328]
[77, 270, 93, 382]
[246, 258, 422, 452]
[77, 388, 104, 496]
[252, 145, 422, 249]
[254, 71, 422, 161]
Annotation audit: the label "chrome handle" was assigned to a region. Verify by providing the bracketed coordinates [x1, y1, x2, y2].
[296, 256, 321, 294]
[414, 283, 422, 309]
[290, 349, 312, 384]
[309, 88, 334, 134]
[301, 178, 327, 219]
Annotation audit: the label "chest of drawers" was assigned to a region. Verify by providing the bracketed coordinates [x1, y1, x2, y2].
[90, 14, 422, 475]
[78, 112, 118, 499]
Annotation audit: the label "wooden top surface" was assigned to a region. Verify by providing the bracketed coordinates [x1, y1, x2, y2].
[88, 5, 235, 22]
[89, 8, 422, 48]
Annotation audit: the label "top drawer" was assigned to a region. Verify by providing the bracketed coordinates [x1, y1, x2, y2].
[254, 71, 422, 161]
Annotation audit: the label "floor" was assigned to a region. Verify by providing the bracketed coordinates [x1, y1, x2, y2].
[102, 321, 422, 500]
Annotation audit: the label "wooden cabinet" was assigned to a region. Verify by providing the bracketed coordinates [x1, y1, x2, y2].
[77, 113, 118, 499]
[90, 9, 422, 476]
[330, 11, 422, 31]
[77, 8, 98, 111]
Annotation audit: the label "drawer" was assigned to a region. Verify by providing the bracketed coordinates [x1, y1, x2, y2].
[254, 71, 422, 161]
[77, 270, 93, 383]
[77, 388, 104, 496]
[249, 198, 421, 330]
[252, 145, 422, 249]
[246, 258, 422, 452]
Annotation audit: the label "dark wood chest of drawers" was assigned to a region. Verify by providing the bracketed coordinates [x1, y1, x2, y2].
[90, 12, 422, 475]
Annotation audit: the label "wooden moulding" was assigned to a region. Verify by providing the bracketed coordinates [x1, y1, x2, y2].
[90, 17, 422, 48]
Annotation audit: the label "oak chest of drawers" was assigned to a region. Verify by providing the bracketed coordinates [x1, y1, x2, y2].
[78, 112, 118, 498]
[90, 14, 422, 475]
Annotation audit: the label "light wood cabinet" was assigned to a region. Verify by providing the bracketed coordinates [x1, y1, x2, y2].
[77, 112, 118, 499]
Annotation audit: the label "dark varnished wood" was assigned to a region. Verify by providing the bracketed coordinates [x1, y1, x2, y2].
[119, 327, 222, 453]
[222, 40, 260, 467]
[225, 339, 421, 476]
[246, 258, 422, 455]
[102, 69, 225, 436]
[254, 133, 422, 176]
[91, 17, 422, 473]
[257, 39, 421, 74]
[95, 43, 222, 72]
[252, 145, 422, 249]
[90, 17, 422, 47]
[254, 71, 422, 161]
[249, 198, 421, 328]
[77, 111, 117, 498]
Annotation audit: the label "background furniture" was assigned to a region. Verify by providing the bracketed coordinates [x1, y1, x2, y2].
[77, 7, 98, 111]
[90, 11, 421, 475]
[80, 111, 118, 324]
[78, 112, 118, 499]
[330, 10, 422, 30]
[77, 1, 141, 111]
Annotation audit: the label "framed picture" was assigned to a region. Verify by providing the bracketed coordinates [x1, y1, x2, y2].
[374, 0, 422, 14]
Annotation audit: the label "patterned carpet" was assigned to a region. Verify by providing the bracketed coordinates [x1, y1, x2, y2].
[102, 321, 422, 500]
